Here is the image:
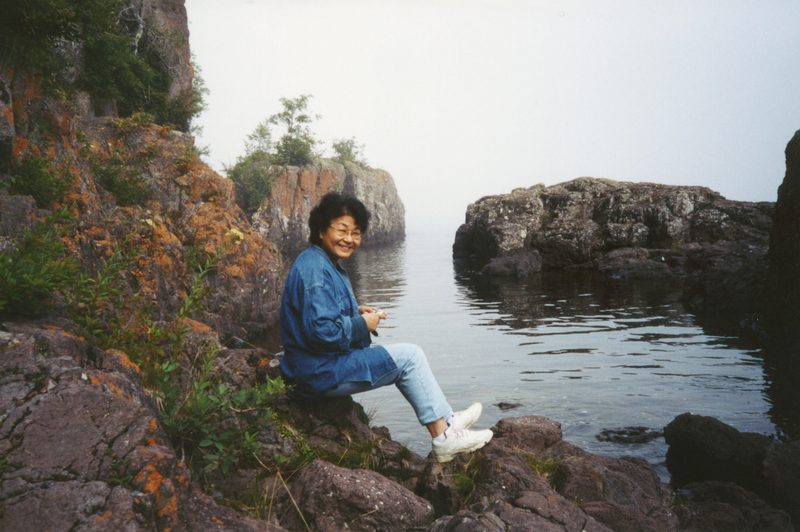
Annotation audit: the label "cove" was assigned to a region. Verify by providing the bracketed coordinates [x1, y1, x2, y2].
[345, 226, 777, 480]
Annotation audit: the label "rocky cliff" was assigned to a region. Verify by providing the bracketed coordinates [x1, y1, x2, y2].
[453, 177, 774, 337]
[453, 177, 772, 278]
[252, 160, 405, 259]
[768, 129, 800, 352]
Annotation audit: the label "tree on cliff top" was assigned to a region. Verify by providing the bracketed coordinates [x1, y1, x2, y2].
[268, 94, 320, 166]
[228, 95, 321, 214]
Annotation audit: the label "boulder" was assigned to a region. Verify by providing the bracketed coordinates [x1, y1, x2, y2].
[673, 481, 794, 532]
[279, 459, 435, 531]
[768, 129, 800, 354]
[418, 415, 676, 532]
[0, 322, 272, 531]
[664, 413, 772, 493]
[454, 176, 773, 339]
[252, 160, 405, 259]
[454, 177, 772, 279]
[763, 439, 800, 526]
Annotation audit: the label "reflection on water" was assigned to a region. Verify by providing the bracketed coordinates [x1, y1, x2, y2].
[343, 229, 778, 479]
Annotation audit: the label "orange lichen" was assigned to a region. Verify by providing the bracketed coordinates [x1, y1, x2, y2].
[148, 417, 159, 433]
[88, 373, 127, 400]
[157, 495, 178, 518]
[178, 318, 212, 334]
[94, 511, 112, 525]
[136, 463, 165, 495]
[210, 516, 224, 525]
[106, 349, 141, 373]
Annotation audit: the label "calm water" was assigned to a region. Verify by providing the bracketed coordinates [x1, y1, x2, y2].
[343, 227, 777, 480]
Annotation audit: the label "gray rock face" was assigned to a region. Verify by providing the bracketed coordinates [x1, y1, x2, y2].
[453, 177, 772, 280]
[252, 160, 405, 259]
[281, 459, 435, 531]
[665, 412, 799, 529]
[768, 129, 800, 349]
[0, 323, 271, 531]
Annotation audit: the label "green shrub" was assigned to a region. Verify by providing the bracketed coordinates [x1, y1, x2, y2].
[92, 147, 152, 206]
[0, 211, 78, 319]
[332, 137, 366, 165]
[0, 0, 204, 131]
[8, 155, 69, 208]
[227, 151, 277, 215]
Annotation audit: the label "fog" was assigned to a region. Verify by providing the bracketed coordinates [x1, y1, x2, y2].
[186, 0, 800, 231]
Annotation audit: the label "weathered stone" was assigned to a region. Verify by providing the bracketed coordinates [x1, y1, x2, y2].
[280, 459, 435, 531]
[768, 129, 800, 355]
[673, 481, 794, 532]
[454, 177, 772, 279]
[0, 323, 267, 531]
[454, 176, 773, 340]
[763, 439, 800, 526]
[253, 160, 405, 259]
[664, 413, 772, 493]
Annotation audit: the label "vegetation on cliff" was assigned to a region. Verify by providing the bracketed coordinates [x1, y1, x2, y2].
[0, 0, 205, 131]
[228, 94, 369, 216]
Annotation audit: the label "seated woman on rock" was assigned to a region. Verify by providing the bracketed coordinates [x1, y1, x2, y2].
[279, 192, 493, 462]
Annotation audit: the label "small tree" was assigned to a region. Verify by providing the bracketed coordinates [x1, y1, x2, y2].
[332, 137, 366, 165]
[269, 95, 319, 166]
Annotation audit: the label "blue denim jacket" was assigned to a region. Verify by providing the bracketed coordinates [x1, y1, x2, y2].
[279, 245, 397, 398]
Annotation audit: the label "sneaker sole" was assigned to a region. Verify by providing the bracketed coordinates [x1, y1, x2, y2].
[434, 432, 493, 463]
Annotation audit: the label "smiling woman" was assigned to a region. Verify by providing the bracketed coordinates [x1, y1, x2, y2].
[278, 192, 494, 462]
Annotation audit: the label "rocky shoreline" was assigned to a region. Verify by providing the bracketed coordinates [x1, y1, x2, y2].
[2, 320, 798, 530]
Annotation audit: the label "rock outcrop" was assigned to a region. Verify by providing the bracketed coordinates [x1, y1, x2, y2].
[453, 177, 774, 339]
[453, 177, 772, 280]
[665, 413, 798, 530]
[768, 129, 800, 353]
[0, 323, 272, 531]
[252, 160, 405, 259]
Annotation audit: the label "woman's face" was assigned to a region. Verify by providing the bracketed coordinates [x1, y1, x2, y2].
[319, 214, 362, 262]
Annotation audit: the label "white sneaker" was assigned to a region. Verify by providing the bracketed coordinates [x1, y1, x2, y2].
[432, 428, 493, 463]
[449, 402, 483, 431]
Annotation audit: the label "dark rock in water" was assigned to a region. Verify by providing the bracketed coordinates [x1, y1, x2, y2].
[481, 250, 542, 277]
[763, 439, 800, 527]
[453, 177, 773, 339]
[496, 401, 523, 411]
[597, 426, 663, 444]
[673, 481, 794, 532]
[664, 413, 772, 493]
[453, 177, 772, 277]
[767, 129, 800, 363]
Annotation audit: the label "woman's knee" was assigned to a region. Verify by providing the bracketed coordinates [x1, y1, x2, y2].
[386, 343, 428, 369]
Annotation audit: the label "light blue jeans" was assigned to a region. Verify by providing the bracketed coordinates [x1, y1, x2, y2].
[322, 343, 453, 425]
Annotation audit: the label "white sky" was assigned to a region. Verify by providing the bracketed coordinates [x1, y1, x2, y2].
[186, 0, 800, 230]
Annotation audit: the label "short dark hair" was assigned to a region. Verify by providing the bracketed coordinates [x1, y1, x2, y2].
[308, 192, 370, 245]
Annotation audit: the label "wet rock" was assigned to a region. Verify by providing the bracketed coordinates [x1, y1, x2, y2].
[279, 459, 435, 531]
[481, 249, 542, 277]
[454, 177, 772, 278]
[768, 129, 800, 356]
[454, 176, 774, 342]
[664, 413, 772, 493]
[673, 481, 794, 532]
[763, 439, 800, 526]
[597, 426, 663, 444]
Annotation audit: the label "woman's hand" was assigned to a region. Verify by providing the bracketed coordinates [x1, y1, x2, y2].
[359, 306, 387, 332]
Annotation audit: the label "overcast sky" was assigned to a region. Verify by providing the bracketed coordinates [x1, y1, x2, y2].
[186, 0, 800, 230]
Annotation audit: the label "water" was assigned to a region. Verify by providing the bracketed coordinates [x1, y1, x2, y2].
[343, 227, 776, 480]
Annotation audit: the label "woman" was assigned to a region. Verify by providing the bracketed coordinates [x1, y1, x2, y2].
[279, 192, 493, 462]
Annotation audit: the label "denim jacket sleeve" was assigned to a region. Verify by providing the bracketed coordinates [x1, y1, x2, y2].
[302, 271, 370, 352]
